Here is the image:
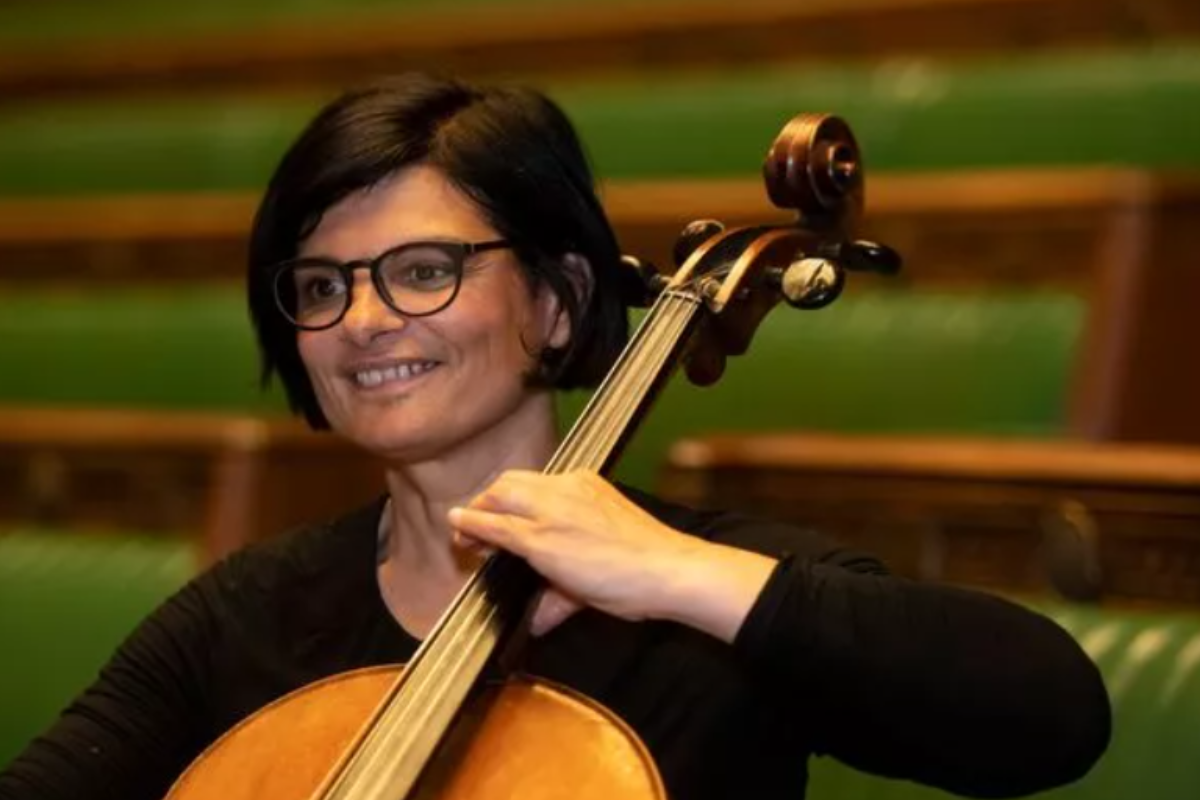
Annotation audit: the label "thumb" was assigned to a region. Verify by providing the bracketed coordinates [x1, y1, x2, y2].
[452, 528, 494, 557]
[529, 588, 583, 637]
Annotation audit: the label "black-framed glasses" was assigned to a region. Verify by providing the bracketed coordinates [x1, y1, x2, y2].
[272, 239, 511, 331]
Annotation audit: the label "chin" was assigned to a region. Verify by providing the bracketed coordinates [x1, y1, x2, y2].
[337, 406, 468, 464]
[340, 416, 435, 460]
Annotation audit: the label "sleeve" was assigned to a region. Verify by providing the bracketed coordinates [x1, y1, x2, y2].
[710, 512, 1112, 799]
[0, 576, 225, 800]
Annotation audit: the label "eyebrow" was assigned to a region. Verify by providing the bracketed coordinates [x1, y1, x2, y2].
[295, 236, 484, 263]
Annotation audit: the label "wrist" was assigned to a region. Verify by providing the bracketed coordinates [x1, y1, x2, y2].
[649, 538, 778, 644]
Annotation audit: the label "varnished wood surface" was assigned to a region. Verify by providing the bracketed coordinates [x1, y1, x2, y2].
[0, 405, 319, 449]
[667, 432, 1200, 489]
[4, 168, 1198, 289]
[166, 666, 665, 800]
[3, 0, 1197, 103]
[662, 432, 1200, 605]
[0, 406, 382, 561]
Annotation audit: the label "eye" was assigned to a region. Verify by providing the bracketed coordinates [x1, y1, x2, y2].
[294, 267, 347, 305]
[409, 263, 455, 285]
[385, 252, 458, 292]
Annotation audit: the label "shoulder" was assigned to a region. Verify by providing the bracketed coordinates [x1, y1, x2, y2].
[157, 495, 387, 642]
[619, 484, 886, 574]
[206, 495, 386, 593]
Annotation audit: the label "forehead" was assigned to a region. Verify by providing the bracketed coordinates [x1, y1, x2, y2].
[300, 165, 497, 260]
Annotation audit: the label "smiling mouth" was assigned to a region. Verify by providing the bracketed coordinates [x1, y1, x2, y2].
[352, 361, 441, 389]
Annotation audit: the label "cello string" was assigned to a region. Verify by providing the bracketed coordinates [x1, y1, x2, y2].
[575, 287, 706, 473]
[331, 580, 503, 798]
[567, 293, 700, 474]
[333, 299, 690, 797]
[553, 292, 688, 474]
[330, 278, 712, 799]
[326, 558, 505, 796]
[365, 295, 690, 733]
[549, 269, 712, 474]
[347, 298, 693, 774]
[558, 281, 709, 472]
[343, 598, 504, 799]
[545, 287, 674, 474]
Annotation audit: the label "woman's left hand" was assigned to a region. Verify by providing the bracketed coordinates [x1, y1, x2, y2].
[447, 470, 776, 641]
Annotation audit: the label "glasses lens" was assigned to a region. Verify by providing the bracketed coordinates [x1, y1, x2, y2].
[278, 263, 348, 329]
[378, 244, 462, 315]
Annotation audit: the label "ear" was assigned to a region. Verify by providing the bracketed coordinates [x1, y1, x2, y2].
[538, 252, 593, 350]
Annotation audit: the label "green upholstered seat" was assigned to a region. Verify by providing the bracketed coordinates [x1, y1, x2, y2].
[578, 289, 1084, 487]
[0, 530, 196, 766]
[0, 287, 1083, 488]
[0, 0, 626, 45]
[0, 287, 287, 414]
[2, 526, 1195, 800]
[1, 49, 1199, 195]
[808, 603, 1200, 800]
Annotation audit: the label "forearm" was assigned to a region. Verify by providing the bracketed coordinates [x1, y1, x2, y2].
[736, 557, 1111, 797]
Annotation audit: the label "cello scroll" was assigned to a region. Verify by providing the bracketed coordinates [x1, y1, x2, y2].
[624, 113, 902, 386]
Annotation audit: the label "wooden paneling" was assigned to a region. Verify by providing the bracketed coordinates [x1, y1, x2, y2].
[0, 407, 383, 562]
[662, 432, 1200, 605]
[1070, 197, 1200, 445]
[5, 169, 1199, 447]
[4, 169, 1197, 291]
[2, 0, 1198, 104]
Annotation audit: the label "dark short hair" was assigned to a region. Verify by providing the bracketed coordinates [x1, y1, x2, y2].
[247, 73, 629, 429]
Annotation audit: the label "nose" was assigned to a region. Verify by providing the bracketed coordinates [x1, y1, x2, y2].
[339, 271, 405, 344]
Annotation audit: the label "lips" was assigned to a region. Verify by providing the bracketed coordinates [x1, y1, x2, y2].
[349, 360, 441, 389]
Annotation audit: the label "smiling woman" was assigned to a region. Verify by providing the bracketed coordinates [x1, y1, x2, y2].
[0, 73, 1111, 800]
[286, 167, 570, 467]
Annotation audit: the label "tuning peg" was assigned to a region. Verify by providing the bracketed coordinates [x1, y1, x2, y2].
[824, 240, 902, 275]
[618, 255, 668, 307]
[673, 219, 726, 268]
[769, 258, 846, 309]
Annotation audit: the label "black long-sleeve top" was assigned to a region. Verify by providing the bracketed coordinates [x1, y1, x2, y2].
[0, 491, 1111, 800]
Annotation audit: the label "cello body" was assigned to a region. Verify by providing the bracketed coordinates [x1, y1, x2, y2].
[164, 666, 665, 800]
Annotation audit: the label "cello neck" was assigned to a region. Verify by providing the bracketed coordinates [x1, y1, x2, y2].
[321, 286, 705, 800]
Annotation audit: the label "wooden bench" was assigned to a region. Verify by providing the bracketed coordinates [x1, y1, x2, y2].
[661, 432, 1200, 605]
[4, 168, 1196, 291]
[4, 168, 1198, 448]
[2, 0, 1196, 103]
[0, 407, 382, 562]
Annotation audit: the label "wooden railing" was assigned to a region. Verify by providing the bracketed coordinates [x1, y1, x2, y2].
[0, 406, 382, 562]
[4, 168, 1197, 290]
[1, 0, 1197, 103]
[662, 432, 1200, 606]
[5, 168, 1200, 448]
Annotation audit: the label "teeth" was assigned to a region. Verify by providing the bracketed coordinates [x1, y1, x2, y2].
[354, 361, 436, 388]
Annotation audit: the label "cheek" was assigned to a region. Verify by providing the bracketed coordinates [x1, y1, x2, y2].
[447, 284, 543, 373]
[296, 334, 339, 395]
[484, 307, 544, 377]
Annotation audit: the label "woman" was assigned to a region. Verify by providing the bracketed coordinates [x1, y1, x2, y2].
[0, 73, 1109, 800]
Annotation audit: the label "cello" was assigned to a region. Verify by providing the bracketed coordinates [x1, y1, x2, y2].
[165, 113, 900, 800]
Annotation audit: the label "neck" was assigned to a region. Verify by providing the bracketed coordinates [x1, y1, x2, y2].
[379, 391, 559, 583]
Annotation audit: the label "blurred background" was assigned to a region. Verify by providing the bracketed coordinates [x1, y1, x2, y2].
[2, 0, 1200, 795]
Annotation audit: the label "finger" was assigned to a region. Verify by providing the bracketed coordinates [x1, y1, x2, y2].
[451, 529, 494, 556]
[448, 506, 532, 556]
[529, 588, 583, 637]
[469, 471, 546, 517]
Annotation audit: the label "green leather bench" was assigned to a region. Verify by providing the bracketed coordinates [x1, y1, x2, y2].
[0, 530, 196, 767]
[0, 0, 591, 45]
[0, 287, 285, 415]
[1, 49, 1199, 195]
[0, 287, 1084, 489]
[2, 529, 1195, 799]
[809, 602, 1200, 800]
